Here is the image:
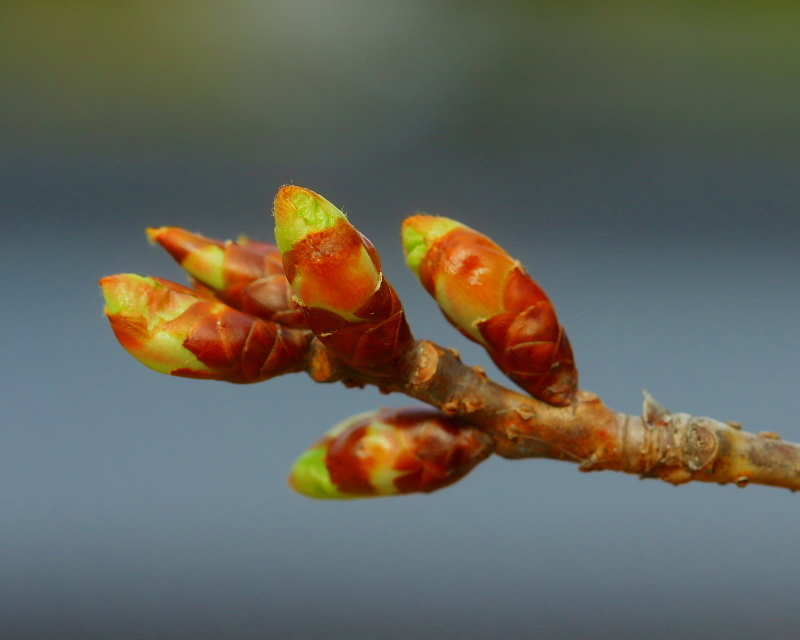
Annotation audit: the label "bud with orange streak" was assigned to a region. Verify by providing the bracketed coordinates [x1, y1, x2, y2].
[274, 186, 413, 374]
[147, 227, 306, 328]
[288, 407, 495, 499]
[402, 216, 577, 406]
[100, 274, 310, 383]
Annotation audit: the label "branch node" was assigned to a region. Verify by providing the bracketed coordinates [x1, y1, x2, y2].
[445, 347, 461, 360]
[441, 400, 461, 415]
[643, 390, 670, 430]
[684, 421, 719, 472]
[462, 395, 486, 413]
[409, 341, 439, 387]
[514, 403, 536, 421]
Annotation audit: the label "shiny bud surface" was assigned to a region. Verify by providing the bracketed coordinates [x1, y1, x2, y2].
[402, 215, 577, 406]
[289, 407, 495, 499]
[101, 274, 309, 383]
[274, 186, 413, 373]
[147, 227, 305, 328]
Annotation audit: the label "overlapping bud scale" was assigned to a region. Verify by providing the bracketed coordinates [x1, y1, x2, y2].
[147, 227, 306, 328]
[274, 186, 413, 374]
[288, 407, 495, 499]
[101, 274, 310, 383]
[402, 216, 578, 406]
[101, 184, 581, 500]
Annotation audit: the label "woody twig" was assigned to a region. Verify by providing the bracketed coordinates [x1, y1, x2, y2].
[100, 185, 800, 498]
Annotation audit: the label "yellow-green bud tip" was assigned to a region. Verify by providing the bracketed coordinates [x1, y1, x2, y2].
[288, 446, 350, 500]
[145, 227, 164, 245]
[401, 215, 462, 275]
[101, 274, 158, 317]
[273, 185, 346, 253]
[100, 274, 196, 323]
[100, 274, 214, 376]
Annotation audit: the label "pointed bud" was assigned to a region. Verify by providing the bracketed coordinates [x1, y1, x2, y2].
[100, 274, 310, 383]
[288, 407, 494, 499]
[147, 227, 306, 328]
[274, 186, 413, 374]
[402, 215, 578, 406]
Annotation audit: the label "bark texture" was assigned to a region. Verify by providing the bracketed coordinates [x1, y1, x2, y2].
[304, 337, 800, 492]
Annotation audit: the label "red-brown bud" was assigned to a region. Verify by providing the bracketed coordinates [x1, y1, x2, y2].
[147, 227, 306, 328]
[101, 274, 310, 383]
[274, 186, 413, 374]
[288, 406, 495, 499]
[402, 215, 578, 406]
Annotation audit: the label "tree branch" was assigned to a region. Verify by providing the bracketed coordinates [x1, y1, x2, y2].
[107, 194, 799, 497]
[305, 337, 800, 492]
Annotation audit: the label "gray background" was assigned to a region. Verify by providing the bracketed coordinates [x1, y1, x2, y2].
[2, 2, 799, 638]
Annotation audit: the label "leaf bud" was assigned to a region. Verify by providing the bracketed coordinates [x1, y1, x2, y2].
[274, 186, 413, 374]
[288, 406, 495, 499]
[100, 274, 310, 383]
[402, 215, 577, 406]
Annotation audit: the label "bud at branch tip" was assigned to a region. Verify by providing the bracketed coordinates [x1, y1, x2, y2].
[273, 185, 347, 253]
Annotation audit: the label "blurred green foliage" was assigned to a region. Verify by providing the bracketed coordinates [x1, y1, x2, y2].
[2, 1, 799, 153]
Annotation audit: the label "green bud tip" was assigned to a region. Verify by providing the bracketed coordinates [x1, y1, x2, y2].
[273, 185, 347, 254]
[288, 446, 352, 500]
[287, 411, 375, 499]
[100, 274, 214, 376]
[101, 274, 196, 325]
[401, 215, 462, 275]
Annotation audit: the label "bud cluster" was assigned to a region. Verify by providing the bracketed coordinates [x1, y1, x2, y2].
[101, 184, 580, 499]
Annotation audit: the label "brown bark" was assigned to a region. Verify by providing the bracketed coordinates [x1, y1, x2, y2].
[304, 337, 800, 492]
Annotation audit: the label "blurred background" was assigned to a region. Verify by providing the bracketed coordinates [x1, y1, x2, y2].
[2, 1, 799, 638]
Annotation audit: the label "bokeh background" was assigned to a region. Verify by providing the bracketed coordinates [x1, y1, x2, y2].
[2, 1, 799, 638]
